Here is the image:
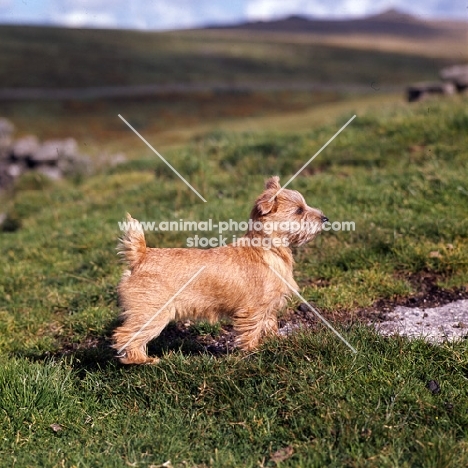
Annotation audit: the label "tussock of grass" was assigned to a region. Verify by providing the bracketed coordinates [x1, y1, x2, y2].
[1, 98, 467, 465]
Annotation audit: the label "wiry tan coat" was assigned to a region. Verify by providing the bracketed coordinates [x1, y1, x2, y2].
[113, 176, 327, 364]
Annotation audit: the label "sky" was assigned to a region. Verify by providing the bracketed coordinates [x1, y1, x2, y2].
[0, 0, 466, 30]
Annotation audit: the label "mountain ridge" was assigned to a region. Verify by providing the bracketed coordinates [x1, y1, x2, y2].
[207, 8, 466, 38]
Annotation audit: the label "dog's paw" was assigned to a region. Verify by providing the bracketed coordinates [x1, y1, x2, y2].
[116, 352, 160, 365]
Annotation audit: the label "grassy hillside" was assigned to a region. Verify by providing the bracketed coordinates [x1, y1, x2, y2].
[0, 97, 467, 466]
[0, 24, 460, 89]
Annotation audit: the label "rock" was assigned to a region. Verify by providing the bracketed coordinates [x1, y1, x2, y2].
[0, 118, 14, 159]
[426, 380, 440, 394]
[375, 299, 468, 342]
[440, 65, 468, 92]
[95, 152, 127, 171]
[109, 152, 127, 167]
[30, 141, 60, 163]
[0, 163, 14, 188]
[5, 163, 24, 178]
[12, 135, 40, 160]
[297, 302, 310, 313]
[278, 323, 303, 336]
[58, 152, 92, 177]
[0, 118, 14, 135]
[58, 138, 79, 159]
[31, 138, 78, 164]
[407, 82, 455, 102]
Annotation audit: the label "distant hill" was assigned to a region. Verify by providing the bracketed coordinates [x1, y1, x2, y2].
[0, 9, 464, 90]
[211, 8, 464, 39]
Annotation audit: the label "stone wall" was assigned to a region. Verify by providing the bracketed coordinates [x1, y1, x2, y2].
[0, 117, 91, 190]
[407, 64, 468, 102]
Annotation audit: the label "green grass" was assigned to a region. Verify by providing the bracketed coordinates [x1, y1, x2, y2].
[1, 332, 467, 467]
[0, 97, 467, 466]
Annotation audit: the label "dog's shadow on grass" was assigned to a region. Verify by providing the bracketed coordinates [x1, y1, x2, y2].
[147, 321, 236, 360]
[12, 319, 235, 374]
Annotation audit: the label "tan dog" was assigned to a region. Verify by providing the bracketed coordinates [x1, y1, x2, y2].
[113, 176, 327, 364]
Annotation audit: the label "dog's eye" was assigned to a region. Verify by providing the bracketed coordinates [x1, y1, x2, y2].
[295, 207, 304, 215]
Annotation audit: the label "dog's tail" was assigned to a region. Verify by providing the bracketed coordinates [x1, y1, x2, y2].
[117, 213, 147, 269]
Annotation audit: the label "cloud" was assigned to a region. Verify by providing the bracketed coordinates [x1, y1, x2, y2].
[0, 0, 464, 29]
[45, 0, 242, 30]
[139, 1, 198, 29]
[411, 0, 467, 18]
[245, 0, 390, 20]
[62, 0, 119, 7]
[138, 0, 244, 29]
[51, 10, 118, 28]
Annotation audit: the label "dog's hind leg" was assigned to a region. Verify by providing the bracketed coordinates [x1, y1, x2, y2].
[112, 307, 175, 364]
[233, 305, 279, 351]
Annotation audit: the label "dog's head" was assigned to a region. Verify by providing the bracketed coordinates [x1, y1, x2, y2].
[249, 176, 328, 247]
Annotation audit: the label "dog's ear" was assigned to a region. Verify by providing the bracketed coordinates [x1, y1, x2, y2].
[255, 177, 281, 215]
[255, 193, 275, 215]
[265, 176, 281, 191]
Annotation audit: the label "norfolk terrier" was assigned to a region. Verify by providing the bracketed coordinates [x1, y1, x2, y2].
[113, 176, 327, 364]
